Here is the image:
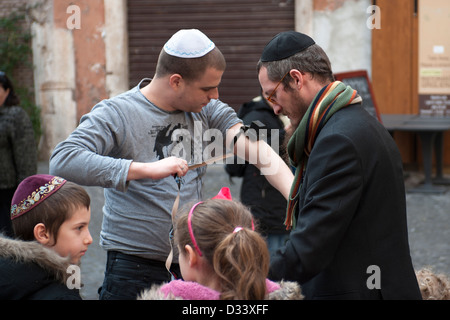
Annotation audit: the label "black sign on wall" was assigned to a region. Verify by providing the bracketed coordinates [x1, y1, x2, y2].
[334, 70, 382, 122]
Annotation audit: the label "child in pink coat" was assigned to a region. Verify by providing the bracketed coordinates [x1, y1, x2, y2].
[139, 187, 301, 300]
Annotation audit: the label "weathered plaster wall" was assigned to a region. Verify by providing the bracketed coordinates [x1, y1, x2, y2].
[30, 0, 128, 159]
[53, 0, 107, 121]
[313, 0, 372, 75]
[295, 0, 372, 76]
[30, 0, 77, 159]
[104, 0, 129, 98]
[31, 0, 370, 160]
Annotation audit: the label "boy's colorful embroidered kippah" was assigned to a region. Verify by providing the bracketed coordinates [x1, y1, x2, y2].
[164, 29, 215, 58]
[260, 30, 315, 62]
[10, 174, 67, 220]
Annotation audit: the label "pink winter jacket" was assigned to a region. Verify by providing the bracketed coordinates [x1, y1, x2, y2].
[138, 279, 302, 300]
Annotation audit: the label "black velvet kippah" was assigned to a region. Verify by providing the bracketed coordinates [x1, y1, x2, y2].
[260, 31, 315, 62]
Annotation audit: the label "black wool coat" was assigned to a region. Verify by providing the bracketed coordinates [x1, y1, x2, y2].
[269, 105, 422, 300]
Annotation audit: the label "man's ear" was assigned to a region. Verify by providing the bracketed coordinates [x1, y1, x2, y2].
[33, 223, 51, 245]
[289, 69, 304, 90]
[169, 73, 184, 91]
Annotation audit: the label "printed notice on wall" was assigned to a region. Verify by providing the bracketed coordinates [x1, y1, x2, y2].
[418, 0, 450, 116]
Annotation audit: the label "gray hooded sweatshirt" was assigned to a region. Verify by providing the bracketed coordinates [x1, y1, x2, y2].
[50, 79, 241, 262]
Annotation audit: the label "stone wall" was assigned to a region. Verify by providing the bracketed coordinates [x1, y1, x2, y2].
[3, 0, 371, 160]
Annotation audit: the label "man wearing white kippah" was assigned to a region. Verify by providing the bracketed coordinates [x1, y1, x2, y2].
[50, 29, 293, 300]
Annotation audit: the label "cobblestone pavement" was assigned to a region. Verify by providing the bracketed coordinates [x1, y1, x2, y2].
[38, 162, 449, 300]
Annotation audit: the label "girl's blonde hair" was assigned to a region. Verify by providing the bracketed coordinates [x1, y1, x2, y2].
[175, 199, 270, 300]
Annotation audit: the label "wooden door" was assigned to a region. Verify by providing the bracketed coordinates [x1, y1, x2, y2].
[371, 0, 419, 165]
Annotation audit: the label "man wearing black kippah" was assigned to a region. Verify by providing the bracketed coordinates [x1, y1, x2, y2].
[258, 31, 421, 300]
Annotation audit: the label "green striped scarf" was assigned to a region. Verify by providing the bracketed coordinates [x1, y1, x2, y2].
[285, 81, 362, 229]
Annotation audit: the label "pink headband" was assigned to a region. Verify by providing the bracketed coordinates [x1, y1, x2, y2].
[188, 201, 204, 256]
[187, 187, 254, 256]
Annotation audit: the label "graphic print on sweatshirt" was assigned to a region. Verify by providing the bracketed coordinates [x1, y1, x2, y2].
[151, 123, 193, 161]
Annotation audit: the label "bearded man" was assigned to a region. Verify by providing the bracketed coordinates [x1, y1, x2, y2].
[257, 31, 421, 300]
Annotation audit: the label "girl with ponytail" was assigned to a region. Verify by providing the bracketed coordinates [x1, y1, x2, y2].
[138, 187, 302, 300]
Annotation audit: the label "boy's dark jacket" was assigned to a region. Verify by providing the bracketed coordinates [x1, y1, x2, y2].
[0, 236, 81, 300]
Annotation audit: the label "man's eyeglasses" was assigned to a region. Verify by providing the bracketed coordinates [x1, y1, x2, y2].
[266, 71, 289, 104]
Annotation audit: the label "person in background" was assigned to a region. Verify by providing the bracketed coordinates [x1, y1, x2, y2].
[225, 95, 289, 257]
[0, 71, 37, 237]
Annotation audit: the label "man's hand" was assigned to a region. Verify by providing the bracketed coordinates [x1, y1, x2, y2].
[127, 156, 189, 181]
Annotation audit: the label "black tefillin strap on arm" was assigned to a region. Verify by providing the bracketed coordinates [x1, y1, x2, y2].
[230, 120, 267, 151]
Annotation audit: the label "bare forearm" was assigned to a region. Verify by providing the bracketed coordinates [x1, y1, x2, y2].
[127, 156, 188, 181]
[258, 145, 293, 200]
[227, 123, 293, 199]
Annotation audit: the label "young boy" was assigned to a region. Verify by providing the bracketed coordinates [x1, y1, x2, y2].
[0, 174, 92, 300]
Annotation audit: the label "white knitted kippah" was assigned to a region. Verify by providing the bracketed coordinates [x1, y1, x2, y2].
[163, 29, 215, 58]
